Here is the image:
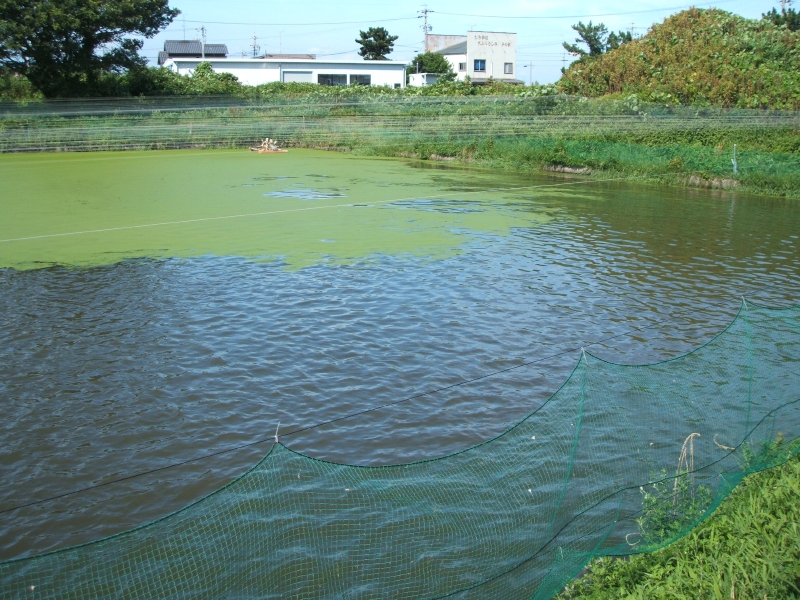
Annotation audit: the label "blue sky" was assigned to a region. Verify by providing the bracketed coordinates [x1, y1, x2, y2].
[140, 0, 782, 84]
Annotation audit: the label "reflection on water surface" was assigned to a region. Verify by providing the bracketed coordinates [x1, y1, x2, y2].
[0, 149, 799, 562]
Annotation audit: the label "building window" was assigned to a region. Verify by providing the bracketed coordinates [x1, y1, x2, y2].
[474, 59, 486, 72]
[394, 83, 401, 89]
[504, 63, 513, 75]
[458, 62, 466, 72]
[318, 74, 347, 86]
[349, 74, 371, 86]
[283, 71, 313, 83]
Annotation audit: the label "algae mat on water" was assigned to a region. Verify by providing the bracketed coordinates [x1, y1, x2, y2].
[0, 149, 562, 270]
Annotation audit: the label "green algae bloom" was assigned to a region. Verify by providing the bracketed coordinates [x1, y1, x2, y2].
[0, 149, 565, 270]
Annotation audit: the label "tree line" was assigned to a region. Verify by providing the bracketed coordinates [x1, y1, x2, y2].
[1, 0, 798, 99]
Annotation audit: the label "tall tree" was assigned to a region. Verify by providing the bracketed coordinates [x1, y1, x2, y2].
[0, 0, 179, 97]
[410, 51, 453, 74]
[355, 27, 398, 60]
[606, 30, 633, 51]
[407, 51, 456, 83]
[563, 22, 633, 57]
[763, 0, 800, 31]
[563, 21, 609, 56]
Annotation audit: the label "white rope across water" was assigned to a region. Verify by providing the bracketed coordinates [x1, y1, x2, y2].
[0, 177, 628, 244]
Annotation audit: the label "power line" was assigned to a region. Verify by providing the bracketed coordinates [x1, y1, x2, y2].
[179, 16, 417, 27]
[435, 0, 741, 19]
[0, 283, 783, 517]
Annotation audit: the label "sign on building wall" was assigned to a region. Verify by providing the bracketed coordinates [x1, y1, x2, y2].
[466, 32, 517, 80]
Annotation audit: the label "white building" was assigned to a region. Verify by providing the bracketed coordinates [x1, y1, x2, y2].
[428, 32, 521, 84]
[408, 73, 442, 87]
[162, 57, 407, 88]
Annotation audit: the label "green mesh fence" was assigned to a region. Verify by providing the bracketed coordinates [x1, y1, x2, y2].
[1, 300, 799, 599]
[1, 96, 798, 155]
[3, 96, 798, 189]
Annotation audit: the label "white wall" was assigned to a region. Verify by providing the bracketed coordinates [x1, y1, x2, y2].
[442, 54, 468, 81]
[408, 73, 441, 87]
[466, 32, 517, 80]
[164, 58, 407, 88]
[425, 34, 467, 52]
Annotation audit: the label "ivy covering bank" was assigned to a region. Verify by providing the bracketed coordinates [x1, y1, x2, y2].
[559, 8, 800, 110]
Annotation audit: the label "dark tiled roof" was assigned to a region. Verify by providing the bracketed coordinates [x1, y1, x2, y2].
[157, 51, 169, 65]
[436, 41, 467, 55]
[164, 40, 201, 55]
[162, 40, 228, 58]
[203, 44, 229, 56]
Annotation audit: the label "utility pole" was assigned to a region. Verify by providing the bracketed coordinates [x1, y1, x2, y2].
[195, 26, 207, 59]
[250, 34, 260, 58]
[523, 63, 533, 86]
[419, 5, 433, 51]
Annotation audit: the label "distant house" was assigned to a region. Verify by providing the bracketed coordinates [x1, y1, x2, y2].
[158, 40, 229, 66]
[408, 73, 442, 87]
[162, 57, 406, 88]
[427, 32, 522, 84]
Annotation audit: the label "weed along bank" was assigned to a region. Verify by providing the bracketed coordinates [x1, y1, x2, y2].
[163, 57, 407, 88]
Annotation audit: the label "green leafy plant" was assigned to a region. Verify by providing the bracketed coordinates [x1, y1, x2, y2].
[558, 440, 800, 600]
[636, 471, 712, 544]
[559, 8, 800, 110]
[0, 0, 178, 97]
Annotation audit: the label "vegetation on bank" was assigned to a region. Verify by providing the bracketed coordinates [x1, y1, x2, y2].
[356, 130, 800, 199]
[2, 93, 798, 198]
[2, 2, 800, 113]
[560, 8, 800, 110]
[557, 449, 800, 599]
[0, 63, 553, 101]
[2, 3, 799, 199]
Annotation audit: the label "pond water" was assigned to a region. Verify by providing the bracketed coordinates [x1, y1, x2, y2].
[1, 149, 799, 562]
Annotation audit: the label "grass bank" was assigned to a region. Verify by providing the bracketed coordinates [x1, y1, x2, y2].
[1, 95, 798, 199]
[557, 449, 800, 599]
[354, 133, 800, 199]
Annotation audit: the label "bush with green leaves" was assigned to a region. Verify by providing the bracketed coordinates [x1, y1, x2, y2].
[559, 8, 800, 109]
[558, 441, 800, 599]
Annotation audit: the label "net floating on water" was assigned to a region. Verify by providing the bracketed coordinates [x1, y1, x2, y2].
[1, 301, 798, 599]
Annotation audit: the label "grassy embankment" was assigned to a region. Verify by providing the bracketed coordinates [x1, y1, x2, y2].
[362, 7, 800, 197]
[6, 93, 797, 198]
[2, 10, 799, 198]
[557, 443, 800, 599]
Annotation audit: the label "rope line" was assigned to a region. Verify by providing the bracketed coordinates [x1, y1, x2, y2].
[0, 177, 626, 244]
[0, 288, 776, 517]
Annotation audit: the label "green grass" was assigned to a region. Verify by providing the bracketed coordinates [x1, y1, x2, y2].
[356, 134, 800, 199]
[2, 95, 798, 199]
[557, 452, 800, 599]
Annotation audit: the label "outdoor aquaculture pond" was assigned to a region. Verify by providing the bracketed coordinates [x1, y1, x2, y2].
[1, 149, 800, 598]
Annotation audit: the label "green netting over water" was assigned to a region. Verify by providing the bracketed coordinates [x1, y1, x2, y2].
[1, 301, 799, 599]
